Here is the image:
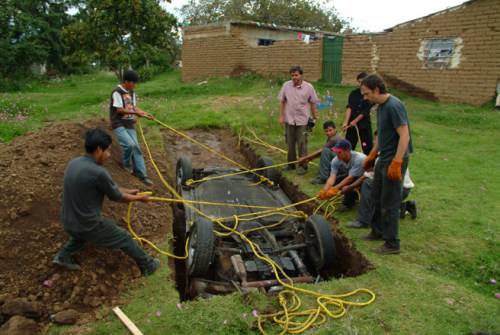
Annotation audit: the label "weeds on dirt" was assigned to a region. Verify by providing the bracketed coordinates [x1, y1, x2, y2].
[7, 70, 499, 335]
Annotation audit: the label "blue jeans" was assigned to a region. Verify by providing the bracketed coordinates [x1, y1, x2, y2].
[113, 127, 147, 177]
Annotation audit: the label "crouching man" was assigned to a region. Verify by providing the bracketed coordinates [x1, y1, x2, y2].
[53, 129, 160, 276]
[316, 139, 367, 212]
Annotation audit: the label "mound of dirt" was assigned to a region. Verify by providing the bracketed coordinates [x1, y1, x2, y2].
[0, 118, 173, 332]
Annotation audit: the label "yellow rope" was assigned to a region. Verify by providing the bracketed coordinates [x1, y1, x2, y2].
[241, 126, 318, 167]
[127, 118, 375, 334]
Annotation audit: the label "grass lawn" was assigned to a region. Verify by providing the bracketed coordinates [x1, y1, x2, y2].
[1, 70, 499, 334]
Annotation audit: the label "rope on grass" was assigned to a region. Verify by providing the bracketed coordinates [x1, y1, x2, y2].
[239, 126, 318, 167]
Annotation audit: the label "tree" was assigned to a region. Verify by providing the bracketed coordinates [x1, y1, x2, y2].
[0, 0, 76, 79]
[179, 0, 349, 32]
[64, 0, 178, 82]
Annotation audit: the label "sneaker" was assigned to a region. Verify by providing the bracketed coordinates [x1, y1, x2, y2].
[309, 178, 326, 185]
[346, 220, 369, 229]
[406, 200, 418, 219]
[53, 256, 80, 271]
[371, 245, 401, 255]
[281, 165, 296, 171]
[335, 205, 353, 213]
[359, 232, 383, 241]
[298, 167, 307, 175]
[141, 177, 153, 185]
[123, 165, 133, 174]
[143, 258, 160, 276]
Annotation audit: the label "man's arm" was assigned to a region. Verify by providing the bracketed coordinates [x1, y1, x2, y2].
[322, 173, 337, 192]
[342, 107, 352, 132]
[340, 175, 367, 194]
[298, 148, 322, 164]
[116, 106, 153, 119]
[334, 175, 356, 191]
[394, 124, 410, 161]
[309, 102, 318, 124]
[117, 188, 150, 203]
[279, 101, 285, 127]
[349, 113, 365, 128]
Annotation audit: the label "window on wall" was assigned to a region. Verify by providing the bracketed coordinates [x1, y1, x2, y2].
[420, 38, 460, 69]
[258, 39, 275, 46]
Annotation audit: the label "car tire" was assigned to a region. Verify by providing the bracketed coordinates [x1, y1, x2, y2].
[254, 156, 277, 185]
[187, 218, 214, 277]
[176, 156, 193, 209]
[304, 215, 335, 272]
[176, 156, 193, 188]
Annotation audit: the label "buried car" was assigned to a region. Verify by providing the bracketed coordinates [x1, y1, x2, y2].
[174, 156, 336, 298]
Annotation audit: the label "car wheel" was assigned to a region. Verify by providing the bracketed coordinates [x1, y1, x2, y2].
[254, 156, 277, 185]
[188, 218, 214, 277]
[176, 156, 193, 189]
[304, 215, 335, 272]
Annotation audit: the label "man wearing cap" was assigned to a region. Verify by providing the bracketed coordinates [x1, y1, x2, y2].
[298, 121, 344, 184]
[316, 139, 367, 212]
[359, 74, 413, 255]
[278, 65, 320, 175]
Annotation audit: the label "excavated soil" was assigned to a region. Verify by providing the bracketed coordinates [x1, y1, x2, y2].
[0, 118, 371, 333]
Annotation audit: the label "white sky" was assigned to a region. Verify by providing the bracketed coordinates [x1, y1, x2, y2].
[162, 0, 467, 32]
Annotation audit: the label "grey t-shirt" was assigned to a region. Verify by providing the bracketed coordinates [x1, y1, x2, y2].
[377, 95, 413, 162]
[61, 155, 122, 233]
[322, 132, 344, 149]
[330, 151, 367, 177]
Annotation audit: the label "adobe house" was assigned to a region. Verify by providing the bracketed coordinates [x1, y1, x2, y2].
[181, 20, 342, 83]
[182, 0, 500, 105]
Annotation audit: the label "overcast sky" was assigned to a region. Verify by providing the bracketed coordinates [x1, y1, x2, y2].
[162, 0, 467, 32]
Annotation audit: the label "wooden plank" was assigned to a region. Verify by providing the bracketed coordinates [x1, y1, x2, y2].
[112, 307, 144, 335]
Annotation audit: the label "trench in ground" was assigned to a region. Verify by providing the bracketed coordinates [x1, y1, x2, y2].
[161, 128, 373, 300]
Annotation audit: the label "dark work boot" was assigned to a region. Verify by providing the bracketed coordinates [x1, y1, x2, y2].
[406, 200, 418, 219]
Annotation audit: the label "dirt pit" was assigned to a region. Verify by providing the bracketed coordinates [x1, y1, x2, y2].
[0, 118, 371, 333]
[161, 128, 373, 300]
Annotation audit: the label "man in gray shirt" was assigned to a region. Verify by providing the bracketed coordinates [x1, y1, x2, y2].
[316, 139, 367, 211]
[53, 129, 160, 276]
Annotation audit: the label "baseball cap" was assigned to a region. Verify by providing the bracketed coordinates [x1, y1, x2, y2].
[331, 139, 352, 152]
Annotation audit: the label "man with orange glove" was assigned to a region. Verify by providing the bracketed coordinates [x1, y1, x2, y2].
[358, 75, 413, 255]
[316, 139, 366, 212]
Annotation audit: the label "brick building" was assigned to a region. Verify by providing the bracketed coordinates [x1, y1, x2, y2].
[182, 0, 500, 105]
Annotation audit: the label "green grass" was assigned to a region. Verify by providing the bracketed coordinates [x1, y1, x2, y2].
[2, 70, 499, 334]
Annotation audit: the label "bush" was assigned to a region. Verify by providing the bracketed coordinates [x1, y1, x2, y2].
[137, 64, 165, 82]
[132, 54, 172, 73]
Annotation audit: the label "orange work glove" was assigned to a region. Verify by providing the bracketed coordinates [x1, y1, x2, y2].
[316, 189, 328, 200]
[387, 158, 403, 181]
[326, 187, 339, 198]
[363, 151, 378, 170]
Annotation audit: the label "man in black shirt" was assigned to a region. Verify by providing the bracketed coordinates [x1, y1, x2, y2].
[342, 72, 374, 155]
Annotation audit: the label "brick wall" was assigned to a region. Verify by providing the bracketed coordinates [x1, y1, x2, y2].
[183, 0, 500, 105]
[182, 22, 323, 82]
[341, 0, 500, 105]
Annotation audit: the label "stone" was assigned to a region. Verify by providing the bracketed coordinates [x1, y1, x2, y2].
[0, 315, 38, 335]
[52, 309, 78, 325]
[1, 298, 43, 318]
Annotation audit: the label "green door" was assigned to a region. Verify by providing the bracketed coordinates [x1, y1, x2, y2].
[322, 36, 344, 84]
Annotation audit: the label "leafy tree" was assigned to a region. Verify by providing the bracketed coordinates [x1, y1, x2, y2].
[0, 0, 75, 79]
[64, 0, 179, 82]
[179, 0, 349, 32]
